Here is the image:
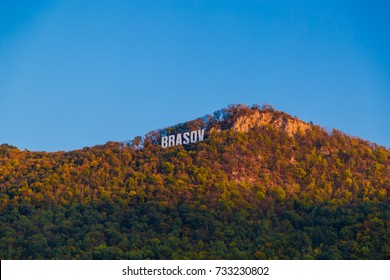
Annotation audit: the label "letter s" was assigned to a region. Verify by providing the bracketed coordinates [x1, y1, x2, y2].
[183, 132, 190, 144]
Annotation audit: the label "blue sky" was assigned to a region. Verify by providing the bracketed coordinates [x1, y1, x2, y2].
[1, 0, 389, 151]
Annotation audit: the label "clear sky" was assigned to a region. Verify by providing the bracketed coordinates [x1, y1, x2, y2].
[1, 0, 389, 151]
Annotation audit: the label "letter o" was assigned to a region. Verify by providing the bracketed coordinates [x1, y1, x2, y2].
[190, 131, 197, 143]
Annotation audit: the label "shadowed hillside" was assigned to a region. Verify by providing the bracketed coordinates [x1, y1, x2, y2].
[0, 104, 389, 259]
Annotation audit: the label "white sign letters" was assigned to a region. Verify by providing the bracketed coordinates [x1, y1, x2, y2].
[161, 129, 205, 148]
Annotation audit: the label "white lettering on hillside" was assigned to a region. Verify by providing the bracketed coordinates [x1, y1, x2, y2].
[161, 129, 205, 148]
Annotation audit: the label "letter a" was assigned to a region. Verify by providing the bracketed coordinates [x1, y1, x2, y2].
[176, 133, 182, 146]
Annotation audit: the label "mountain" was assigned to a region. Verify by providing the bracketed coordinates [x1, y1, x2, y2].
[0, 104, 389, 259]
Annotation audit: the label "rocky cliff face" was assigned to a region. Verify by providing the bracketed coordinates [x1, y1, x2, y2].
[144, 104, 313, 146]
[231, 110, 312, 136]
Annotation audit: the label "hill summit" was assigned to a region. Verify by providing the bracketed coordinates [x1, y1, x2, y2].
[137, 104, 313, 148]
[0, 104, 389, 260]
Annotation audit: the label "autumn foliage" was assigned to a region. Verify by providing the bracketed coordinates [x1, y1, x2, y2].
[0, 104, 389, 259]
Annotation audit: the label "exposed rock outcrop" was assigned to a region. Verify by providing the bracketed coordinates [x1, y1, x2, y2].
[232, 110, 311, 136]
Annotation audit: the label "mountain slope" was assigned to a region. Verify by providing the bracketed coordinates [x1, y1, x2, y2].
[0, 104, 389, 259]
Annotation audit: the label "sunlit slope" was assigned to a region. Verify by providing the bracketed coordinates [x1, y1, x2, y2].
[0, 104, 389, 259]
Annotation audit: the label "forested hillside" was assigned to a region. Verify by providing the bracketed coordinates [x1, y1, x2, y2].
[0, 104, 389, 259]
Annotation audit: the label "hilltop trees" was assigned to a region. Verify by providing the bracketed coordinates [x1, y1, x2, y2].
[0, 105, 389, 259]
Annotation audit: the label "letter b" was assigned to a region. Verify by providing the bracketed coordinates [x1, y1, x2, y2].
[161, 136, 168, 148]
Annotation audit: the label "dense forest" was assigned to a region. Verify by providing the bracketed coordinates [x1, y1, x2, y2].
[0, 104, 389, 259]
